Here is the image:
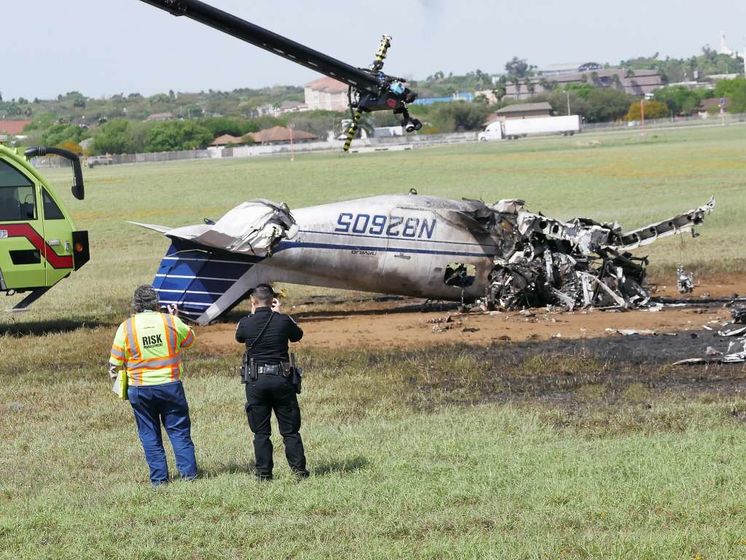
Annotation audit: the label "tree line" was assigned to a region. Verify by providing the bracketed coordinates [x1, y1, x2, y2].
[2, 48, 744, 154]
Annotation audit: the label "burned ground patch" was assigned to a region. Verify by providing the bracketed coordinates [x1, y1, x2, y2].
[480, 329, 746, 401]
[305, 329, 746, 413]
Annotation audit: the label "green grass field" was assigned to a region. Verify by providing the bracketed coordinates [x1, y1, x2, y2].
[2, 126, 746, 559]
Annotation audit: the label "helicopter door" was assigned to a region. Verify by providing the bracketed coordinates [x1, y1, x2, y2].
[0, 159, 46, 291]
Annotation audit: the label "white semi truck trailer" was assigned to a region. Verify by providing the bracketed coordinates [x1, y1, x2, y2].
[478, 115, 580, 141]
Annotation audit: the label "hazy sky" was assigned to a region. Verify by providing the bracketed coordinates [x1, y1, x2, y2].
[3, 0, 745, 100]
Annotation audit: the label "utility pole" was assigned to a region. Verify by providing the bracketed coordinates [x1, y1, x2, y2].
[288, 122, 295, 161]
[565, 91, 571, 116]
[640, 99, 645, 128]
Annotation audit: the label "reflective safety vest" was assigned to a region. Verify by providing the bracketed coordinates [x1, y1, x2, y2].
[109, 311, 195, 386]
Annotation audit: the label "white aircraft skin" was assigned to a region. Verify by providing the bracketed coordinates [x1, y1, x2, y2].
[137, 193, 714, 325]
[141, 194, 503, 324]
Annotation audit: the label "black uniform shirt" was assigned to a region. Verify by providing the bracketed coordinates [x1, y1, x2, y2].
[235, 307, 303, 364]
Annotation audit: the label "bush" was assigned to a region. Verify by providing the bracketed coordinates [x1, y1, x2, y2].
[144, 121, 213, 152]
[625, 99, 669, 121]
[714, 78, 746, 113]
[41, 123, 86, 147]
[425, 102, 493, 132]
[91, 119, 139, 154]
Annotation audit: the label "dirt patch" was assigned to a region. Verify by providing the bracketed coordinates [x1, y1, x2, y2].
[199, 299, 746, 403]
[198, 275, 745, 352]
[195, 275, 746, 406]
[199, 303, 733, 351]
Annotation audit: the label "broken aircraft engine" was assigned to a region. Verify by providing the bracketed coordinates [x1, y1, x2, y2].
[481, 197, 715, 311]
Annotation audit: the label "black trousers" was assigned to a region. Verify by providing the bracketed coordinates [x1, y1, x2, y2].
[245, 374, 308, 478]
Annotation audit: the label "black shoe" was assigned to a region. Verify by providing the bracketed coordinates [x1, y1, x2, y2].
[292, 469, 310, 479]
[256, 474, 273, 482]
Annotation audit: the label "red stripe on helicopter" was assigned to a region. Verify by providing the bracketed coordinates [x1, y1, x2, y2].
[1, 224, 74, 269]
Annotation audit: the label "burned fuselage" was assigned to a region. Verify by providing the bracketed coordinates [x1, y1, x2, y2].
[134, 194, 715, 324]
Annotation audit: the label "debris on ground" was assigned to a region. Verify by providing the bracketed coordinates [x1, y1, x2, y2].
[676, 264, 695, 294]
[674, 307, 746, 365]
[606, 328, 678, 337]
[731, 305, 746, 324]
[428, 314, 467, 333]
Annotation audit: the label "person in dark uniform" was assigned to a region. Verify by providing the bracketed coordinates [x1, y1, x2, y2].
[235, 284, 309, 480]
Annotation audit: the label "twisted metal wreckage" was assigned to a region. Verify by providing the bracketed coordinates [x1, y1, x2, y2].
[674, 305, 746, 365]
[473, 196, 716, 312]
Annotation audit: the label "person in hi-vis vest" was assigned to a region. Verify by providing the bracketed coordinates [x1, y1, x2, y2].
[109, 285, 197, 486]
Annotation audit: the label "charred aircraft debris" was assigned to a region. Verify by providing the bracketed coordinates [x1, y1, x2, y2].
[674, 304, 746, 365]
[472, 196, 716, 312]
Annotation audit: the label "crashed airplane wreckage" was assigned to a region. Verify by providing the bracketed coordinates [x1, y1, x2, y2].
[481, 196, 716, 311]
[132, 194, 715, 325]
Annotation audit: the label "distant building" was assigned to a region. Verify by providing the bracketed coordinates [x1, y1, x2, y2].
[277, 100, 308, 114]
[249, 126, 317, 144]
[475, 90, 498, 104]
[504, 67, 664, 100]
[252, 104, 277, 117]
[210, 134, 244, 147]
[413, 92, 474, 106]
[539, 62, 603, 76]
[495, 102, 553, 120]
[699, 97, 729, 113]
[0, 119, 32, 137]
[304, 77, 348, 111]
[145, 112, 174, 122]
[718, 33, 737, 57]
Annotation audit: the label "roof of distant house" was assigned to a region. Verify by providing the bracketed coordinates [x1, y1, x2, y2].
[496, 102, 553, 115]
[145, 112, 174, 121]
[249, 126, 317, 143]
[210, 134, 244, 146]
[624, 75, 662, 86]
[305, 76, 348, 93]
[279, 100, 305, 109]
[0, 120, 32, 135]
[700, 97, 729, 110]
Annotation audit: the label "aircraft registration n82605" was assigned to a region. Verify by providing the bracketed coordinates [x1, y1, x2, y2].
[333, 213, 437, 240]
[131, 193, 715, 325]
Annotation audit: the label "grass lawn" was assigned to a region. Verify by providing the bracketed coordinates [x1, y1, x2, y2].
[2, 341, 746, 559]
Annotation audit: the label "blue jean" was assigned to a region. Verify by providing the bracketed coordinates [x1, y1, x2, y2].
[128, 381, 197, 485]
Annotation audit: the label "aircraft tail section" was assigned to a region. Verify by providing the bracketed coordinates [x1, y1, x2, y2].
[152, 243, 264, 324]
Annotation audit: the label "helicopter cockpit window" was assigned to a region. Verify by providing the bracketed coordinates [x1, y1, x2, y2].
[0, 159, 36, 222]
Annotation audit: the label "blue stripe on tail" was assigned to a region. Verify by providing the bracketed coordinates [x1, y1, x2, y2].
[151, 244, 260, 320]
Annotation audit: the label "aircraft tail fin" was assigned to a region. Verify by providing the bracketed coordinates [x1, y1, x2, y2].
[152, 242, 264, 324]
